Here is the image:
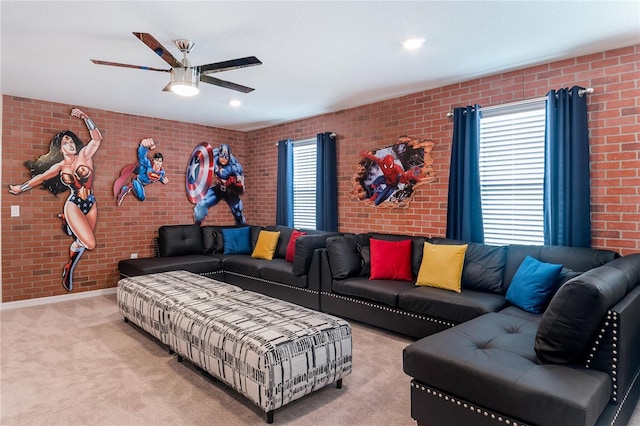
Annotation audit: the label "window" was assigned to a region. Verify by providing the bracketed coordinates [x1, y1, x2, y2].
[292, 139, 317, 229]
[479, 101, 546, 245]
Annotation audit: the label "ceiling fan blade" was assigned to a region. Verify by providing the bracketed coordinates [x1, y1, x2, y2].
[133, 32, 182, 68]
[91, 59, 170, 72]
[200, 74, 255, 93]
[198, 56, 262, 75]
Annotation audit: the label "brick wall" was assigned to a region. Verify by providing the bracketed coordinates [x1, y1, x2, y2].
[2, 44, 638, 302]
[2, 100, 245, 301]
[246, 44, 639, 252]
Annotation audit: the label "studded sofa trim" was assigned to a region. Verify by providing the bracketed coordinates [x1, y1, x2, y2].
[410, 382, 531, 426]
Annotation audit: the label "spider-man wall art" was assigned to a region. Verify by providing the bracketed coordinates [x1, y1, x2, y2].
[351, 136, 436, 208]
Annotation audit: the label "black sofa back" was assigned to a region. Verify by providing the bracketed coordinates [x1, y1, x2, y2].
[325, 233, 620, 295]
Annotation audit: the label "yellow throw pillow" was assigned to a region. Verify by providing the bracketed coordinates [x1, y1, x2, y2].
[251, 230, 281, 260]
[416, 242, 468, 293]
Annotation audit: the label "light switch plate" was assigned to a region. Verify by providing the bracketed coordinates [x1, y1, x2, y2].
[11, 205, 20, 217]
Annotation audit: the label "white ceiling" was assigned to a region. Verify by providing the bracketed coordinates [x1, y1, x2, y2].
[1, 1, 639, 132]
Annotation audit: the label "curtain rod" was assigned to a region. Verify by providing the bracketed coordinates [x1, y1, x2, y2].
[445, 87, 594, 118]
[275, 133, 336, 146]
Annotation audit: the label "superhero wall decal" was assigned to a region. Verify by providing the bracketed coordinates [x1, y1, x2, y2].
[114, 138, 169, 206]
[186, 142, 246, 225]
[351, 136, 436, 208]
[8, 108, 102, 292]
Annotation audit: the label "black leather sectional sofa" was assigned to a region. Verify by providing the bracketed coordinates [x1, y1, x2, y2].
[319, 232, 640, 426]
[118, 226, 640, 426]
[118, 224, 339, 310]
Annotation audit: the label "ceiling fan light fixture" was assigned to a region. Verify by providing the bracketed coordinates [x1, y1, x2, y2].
[93, 33, 261, 95]
[170, 66, 200, 97]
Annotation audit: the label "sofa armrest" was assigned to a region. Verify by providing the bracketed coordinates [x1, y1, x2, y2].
[535, 254, 638, 364]
[319, 249, 334, 294]
[306, 249, 324, 292]
[591, 284, 640, 405]
[292, 233, 340, 276]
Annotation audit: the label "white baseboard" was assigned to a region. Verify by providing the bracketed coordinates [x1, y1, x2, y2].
[0, 287, 117, 311]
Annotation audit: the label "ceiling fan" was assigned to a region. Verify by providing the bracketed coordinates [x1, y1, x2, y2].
[91, 32, 262, 96]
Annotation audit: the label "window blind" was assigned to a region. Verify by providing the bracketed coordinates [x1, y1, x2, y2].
[292, 139, 317, 229]
[479, 102, 546, 245]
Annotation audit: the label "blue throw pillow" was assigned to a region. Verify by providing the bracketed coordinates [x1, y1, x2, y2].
[505, 255, 563, 314]
[221, 227, 252, 255]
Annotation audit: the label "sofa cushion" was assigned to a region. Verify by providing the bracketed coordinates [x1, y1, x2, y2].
[251, 230, 280, 260]
[332, 277, 415, 307]
[504, 245, 620, 290]
[222, 227, 252, 255]
[222, 255, 267, 278]
[285, 230, 306, 263]
[403, 312, 612, 426]
[535, 255, 636, 364]
[260, 260, 308, 289]
[249, 225, 263, 249]
[505, 255, 563, 314]
[206, 225, 253, 254]
[201, 226, 217, 254]
[158, 224, 204, 257]
[292, 233, 341, 276]
[358, 244, 370, 277]
[462, 243, 506, 294]
[398, 287, 507, 324]
[372, 233, 425, 277]
[326, 235, 364, 279]
[370, 238, 413, 281]
[416, 242, 468, 292]
[273, 225, 294, 259]
[431, 239, 507, 294]
[118, 255, 222, 277]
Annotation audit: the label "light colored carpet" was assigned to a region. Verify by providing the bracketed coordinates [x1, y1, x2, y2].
[1, 294, 413, 425]
[1, 294, 639, 426]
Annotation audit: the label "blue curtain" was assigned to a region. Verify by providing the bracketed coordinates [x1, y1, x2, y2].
[544, 86, 591, 247]
[316, 132, 338, 232]
[446, 105, 484, 243]
[275, 138, 293, 227]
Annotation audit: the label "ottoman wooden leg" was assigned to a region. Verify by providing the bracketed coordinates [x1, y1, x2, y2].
[266, 410, 274, 424]
[177, 354, 183, 363]
[336, 379, 343, 389]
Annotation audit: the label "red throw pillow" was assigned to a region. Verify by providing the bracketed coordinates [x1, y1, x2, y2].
[369, 238, 413, 281]
[285, 230, 307, 263]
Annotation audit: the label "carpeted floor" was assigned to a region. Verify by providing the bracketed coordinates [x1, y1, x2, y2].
[0, 294, 414, 425]
[1, 294, 639, 426]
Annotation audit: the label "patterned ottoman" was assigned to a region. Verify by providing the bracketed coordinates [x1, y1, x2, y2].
[117, 270, 242, 345]
[170, 290, 353, 423]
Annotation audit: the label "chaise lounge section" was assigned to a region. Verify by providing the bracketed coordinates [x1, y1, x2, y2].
[403, 253, 640, 426]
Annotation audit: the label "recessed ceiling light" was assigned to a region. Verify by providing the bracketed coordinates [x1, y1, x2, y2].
[229, 100, 241, 107]
[403, 37, 425, 50]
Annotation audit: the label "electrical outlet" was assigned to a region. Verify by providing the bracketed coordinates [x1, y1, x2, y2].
[11, 205, 20, 217]
[130, 253, 138, 259]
